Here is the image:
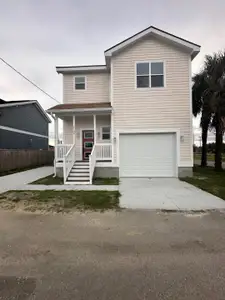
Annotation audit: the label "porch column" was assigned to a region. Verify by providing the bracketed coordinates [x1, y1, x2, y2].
[55, 116, 59, 145]
[72, 115, 76, 144]
[54, 116, 59, 161]
[111, 113, 114, 164]
[93, 114, 97, 143]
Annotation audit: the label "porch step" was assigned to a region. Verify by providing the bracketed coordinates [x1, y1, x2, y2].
[66, 181, 90, 185]
[67, 176, 89, 182]
[68, 173, 89, 177]
[70, 169, 89, 174]
[66, 160, 90, 184]
[72, 165, 89, 169]
[75, 161, 89, 165]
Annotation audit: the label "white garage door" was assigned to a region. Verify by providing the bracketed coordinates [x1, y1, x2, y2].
[119, 133, 176, 177]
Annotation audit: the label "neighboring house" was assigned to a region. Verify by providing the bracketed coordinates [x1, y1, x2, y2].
[47, 25, 200, 184]
[0, 99, 51, 150]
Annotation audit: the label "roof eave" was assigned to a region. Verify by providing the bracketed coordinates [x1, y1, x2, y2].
[47, 107, 112, 114]
[0, 100, 51, 123]
[56, 65, 108, 74]
[104, 26, 201, 60]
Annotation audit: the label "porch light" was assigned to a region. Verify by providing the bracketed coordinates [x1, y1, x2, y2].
[180, 135, 184, 142]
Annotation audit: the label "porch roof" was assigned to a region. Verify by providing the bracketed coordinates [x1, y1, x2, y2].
[47, 102, 112, 114]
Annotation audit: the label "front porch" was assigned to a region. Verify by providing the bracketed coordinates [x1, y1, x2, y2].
[48, 103, 114, 184]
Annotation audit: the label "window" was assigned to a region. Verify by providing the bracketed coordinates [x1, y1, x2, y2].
[84, 142, 93, 148]
[84, 131, 93, 138]
[136, 62, 164, 88]
[84, 152, 91, 159]
[101, 127, 111, 140]
[75, 76, 86, 90]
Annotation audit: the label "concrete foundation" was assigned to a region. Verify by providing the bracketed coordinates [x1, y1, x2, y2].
[56, 167, 63, 178]
[57, 165, 190, 179]
[178, 167, 193, 178]
[94, 167, 119, 178]
[56, 166, 119, 179]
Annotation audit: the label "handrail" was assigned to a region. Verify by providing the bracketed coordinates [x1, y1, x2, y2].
[89, 144, 96, 184]
[95, 143, 112, 160]
[63, 143, 76, 183]
[56, 144, 72, 162]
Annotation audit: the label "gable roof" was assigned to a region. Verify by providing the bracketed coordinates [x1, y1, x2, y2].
[104, 26, 200, 60]
[55, 26, 201, 74]
[0, 100, 51, 123]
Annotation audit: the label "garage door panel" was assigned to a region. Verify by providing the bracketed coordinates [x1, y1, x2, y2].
[119, 133, 176, 177]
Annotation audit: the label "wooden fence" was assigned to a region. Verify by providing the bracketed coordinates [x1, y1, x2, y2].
[0, 149, 54, 172]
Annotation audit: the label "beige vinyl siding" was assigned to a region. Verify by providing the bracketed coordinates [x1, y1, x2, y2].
[63, 72, 110, 103]
[112, 36, 192, 166]
[63, 115, 111, 160]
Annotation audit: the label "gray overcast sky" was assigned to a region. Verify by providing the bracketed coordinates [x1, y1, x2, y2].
[0, 0, 225, 142]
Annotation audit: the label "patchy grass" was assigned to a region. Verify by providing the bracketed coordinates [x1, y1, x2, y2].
[31, 175, 63, 185]
[31, 175, 119, 185]
[181, 166, 225, 200]
[93, 177, 119, 185]
[194, 153, 225, 162]
[0, 190, 120, 213]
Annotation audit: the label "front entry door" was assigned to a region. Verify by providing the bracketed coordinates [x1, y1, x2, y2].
[82, 130, 94, 160]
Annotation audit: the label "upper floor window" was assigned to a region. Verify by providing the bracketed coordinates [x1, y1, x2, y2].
[75, 76, 86, 90]
[136, 62, 164, 88]
[101, 127, 111, 140]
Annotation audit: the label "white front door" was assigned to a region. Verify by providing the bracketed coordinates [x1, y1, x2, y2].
[119, 133, 177, 177]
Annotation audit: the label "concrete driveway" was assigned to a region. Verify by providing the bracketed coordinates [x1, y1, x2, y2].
[0, 209, 225, 299]
[119, 178, 225, 210]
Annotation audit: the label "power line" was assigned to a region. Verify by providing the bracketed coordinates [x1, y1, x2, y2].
[0, 57, 60, 104]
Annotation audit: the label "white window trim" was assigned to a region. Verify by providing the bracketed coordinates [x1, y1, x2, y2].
[74, 75, 87, 91]
[135, 61, 166, 89]
[100, 126, 111, 141]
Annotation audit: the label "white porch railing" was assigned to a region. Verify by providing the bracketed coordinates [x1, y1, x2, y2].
[63, 144, 76, 183]
[89, 144, 96, 184]
[56, 144, 72, 162]
[96, 143, 112, 160]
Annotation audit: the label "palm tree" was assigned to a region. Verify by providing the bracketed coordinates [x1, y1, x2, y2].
[192, 72, 212, 167]
[203, 52, 225, 170]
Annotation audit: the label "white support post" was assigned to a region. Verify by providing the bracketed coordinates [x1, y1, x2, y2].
[111, 113, 114, 163]
[73, 115, 76, 144]
[93, 114, 96, 143]
[54, 116, 59, 161]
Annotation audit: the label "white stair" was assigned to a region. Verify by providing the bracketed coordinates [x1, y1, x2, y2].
[66, 161, 90, 184]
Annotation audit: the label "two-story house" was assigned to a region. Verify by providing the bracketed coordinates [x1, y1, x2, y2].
[47, 26, 200, 184]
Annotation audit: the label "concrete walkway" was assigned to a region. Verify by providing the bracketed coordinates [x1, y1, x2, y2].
[119, 178, 225, 211]
[0, 167, 118, 192]
[11, 184, 119, 191]
[0, 167, 53, 193]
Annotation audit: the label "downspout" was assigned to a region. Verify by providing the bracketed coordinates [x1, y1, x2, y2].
[51, 113, 57, 177]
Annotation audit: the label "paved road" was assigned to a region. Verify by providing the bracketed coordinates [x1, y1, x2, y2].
[0, 209, 225, 299]
[119, 177, 225, 210]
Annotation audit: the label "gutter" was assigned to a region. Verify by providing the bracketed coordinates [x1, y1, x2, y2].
[47, 107, 112, 114]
